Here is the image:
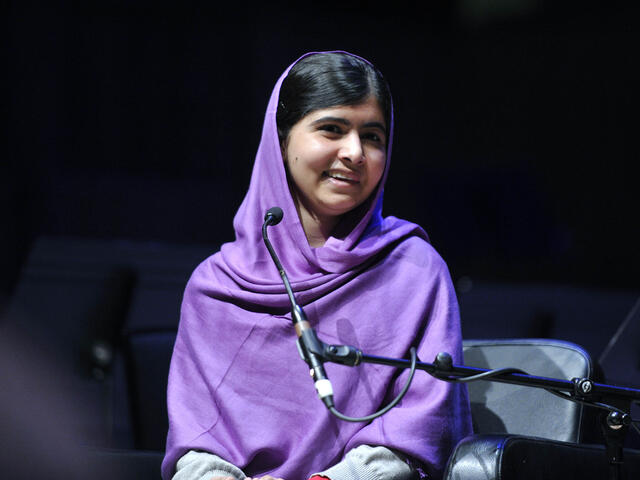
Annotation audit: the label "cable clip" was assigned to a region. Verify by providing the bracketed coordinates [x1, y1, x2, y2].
[434, 352, 453, 372]
[572, 377, 593, 398]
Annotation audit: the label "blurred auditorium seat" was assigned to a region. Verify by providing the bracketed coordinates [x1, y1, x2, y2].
[1, 235, 214, 478]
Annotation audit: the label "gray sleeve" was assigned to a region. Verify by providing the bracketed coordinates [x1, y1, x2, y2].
[172, 450, 247, 480]
[314, 445, 420, 480]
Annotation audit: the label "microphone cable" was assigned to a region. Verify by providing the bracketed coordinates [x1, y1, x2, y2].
[435, 361, 640, 437]
[262, 206, 419, 423]
[328, 347, 418, 423]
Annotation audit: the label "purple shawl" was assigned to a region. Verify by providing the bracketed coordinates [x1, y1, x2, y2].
[162, 52, 472, 480]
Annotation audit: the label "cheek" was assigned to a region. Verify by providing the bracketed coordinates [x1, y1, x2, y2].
[289, 137, 331, 168]
[369, 154, 386, 186]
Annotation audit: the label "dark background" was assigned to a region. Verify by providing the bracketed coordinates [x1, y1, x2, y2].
[4, 1, 639, 300]
[2, 0, 640, 465]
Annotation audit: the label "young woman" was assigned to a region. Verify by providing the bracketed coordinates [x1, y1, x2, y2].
[162, 51, 472, 480]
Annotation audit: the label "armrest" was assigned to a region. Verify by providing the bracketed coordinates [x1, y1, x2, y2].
[444, 434, 640, 480]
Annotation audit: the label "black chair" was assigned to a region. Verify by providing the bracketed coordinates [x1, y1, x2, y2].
[444, 339, 640, 479]
[2, 236, 212, 479]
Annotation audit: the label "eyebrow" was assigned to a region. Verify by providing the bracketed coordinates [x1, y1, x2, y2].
[310, 116, 387, 136]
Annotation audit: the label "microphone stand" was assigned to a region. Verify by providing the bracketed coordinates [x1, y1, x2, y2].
[315, 339, 640, 480]
[261, 207, 639, 480]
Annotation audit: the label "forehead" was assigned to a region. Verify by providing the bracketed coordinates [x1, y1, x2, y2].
[304, 97, 385, 125]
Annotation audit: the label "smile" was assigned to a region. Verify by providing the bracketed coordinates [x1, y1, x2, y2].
[324, 171, 360, 184]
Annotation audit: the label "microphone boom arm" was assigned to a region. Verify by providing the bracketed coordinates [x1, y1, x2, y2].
[261, 207, 640, 479]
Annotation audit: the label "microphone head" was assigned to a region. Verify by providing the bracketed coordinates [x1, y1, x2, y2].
[264, 207, 284, 226]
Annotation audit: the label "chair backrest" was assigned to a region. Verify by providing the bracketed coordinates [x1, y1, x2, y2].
[462, 339, 593, 443]
[3, 235, 212, 450]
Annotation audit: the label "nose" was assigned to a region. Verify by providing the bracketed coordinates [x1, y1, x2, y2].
[337, 131, 365, 165]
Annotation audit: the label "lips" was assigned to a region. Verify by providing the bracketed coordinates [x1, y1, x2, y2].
[325, 170, 360, 184]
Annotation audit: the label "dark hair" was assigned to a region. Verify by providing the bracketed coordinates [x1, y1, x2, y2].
[276, 52, 392, 143]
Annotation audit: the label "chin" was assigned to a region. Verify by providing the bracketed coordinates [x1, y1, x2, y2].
[320, 200, 363, 218]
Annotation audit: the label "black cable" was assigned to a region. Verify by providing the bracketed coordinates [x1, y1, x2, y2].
[544, 388, 618, 412]
[547, 390, 640, 438]
[434, 364, 640, 438]
[544, 388, 633, 420]
[328, 347, 418, 423]
[436, 367, 528, 383]
[434, 365, 628, 418]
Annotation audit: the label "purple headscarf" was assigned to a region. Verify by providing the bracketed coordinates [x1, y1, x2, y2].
[162, 52, 472, 480]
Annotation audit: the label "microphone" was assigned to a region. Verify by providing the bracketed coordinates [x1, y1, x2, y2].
[262, 207, 335, 409]
[264, 206, 283, 226]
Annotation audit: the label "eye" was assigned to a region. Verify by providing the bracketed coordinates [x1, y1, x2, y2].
[318, 124, 343, 135]
[362, 131, 385, 146]
[363, 132, 380, 141]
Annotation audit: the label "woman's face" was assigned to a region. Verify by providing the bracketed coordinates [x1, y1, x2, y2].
[283, 96, 387, 226]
